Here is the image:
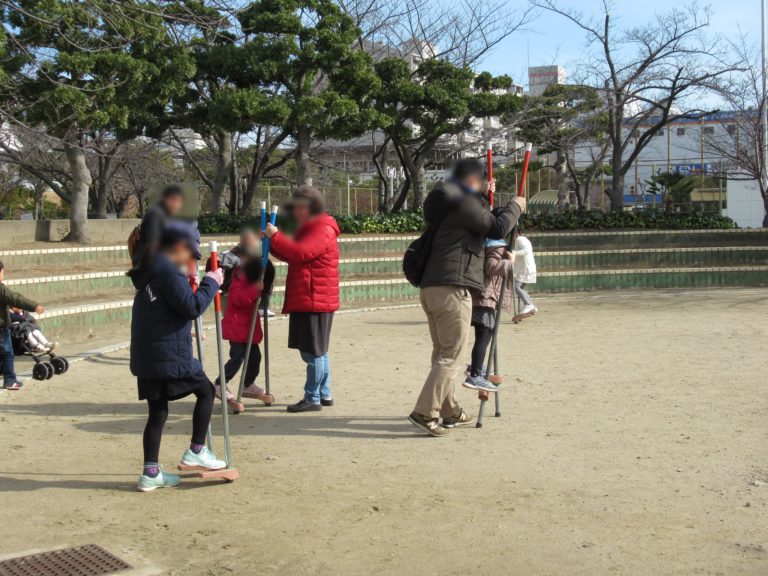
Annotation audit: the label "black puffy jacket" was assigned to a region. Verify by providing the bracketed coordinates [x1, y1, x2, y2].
[419, 181, 521, 292]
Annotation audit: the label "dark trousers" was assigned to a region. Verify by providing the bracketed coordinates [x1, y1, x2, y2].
[143, 383, 214, 463]
[470, 324, 494, 375]
[217, 342, 262, 386]
[0, 327, 17, 386]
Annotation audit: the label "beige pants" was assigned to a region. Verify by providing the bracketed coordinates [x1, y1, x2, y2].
[414, 285, 471, 420]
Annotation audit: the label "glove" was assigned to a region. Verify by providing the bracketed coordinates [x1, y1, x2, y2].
[205, 268, 224, 286]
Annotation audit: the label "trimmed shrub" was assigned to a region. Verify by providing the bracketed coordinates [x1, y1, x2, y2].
[198, 209, 737, 235]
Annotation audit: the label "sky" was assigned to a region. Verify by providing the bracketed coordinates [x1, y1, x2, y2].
[480, 0, 762, 87]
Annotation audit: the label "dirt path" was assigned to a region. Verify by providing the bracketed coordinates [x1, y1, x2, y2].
[1, 289, 767, 575]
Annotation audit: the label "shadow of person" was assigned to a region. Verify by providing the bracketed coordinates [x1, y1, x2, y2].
[0, 474, 138, 493]
[72, 413, 419, 440]
[0, 473, 223, 493]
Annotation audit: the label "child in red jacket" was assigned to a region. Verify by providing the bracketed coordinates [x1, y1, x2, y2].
[217, 254, 274, 405]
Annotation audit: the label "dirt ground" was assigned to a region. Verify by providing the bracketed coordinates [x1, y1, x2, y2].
[1, 289, 767, 576]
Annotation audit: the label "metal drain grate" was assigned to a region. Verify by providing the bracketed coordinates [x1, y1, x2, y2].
[0, 544, 131, 576]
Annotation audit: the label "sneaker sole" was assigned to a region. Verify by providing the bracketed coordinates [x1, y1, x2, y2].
[137, 482, 180, 492]
[442, 418, 477, 429]
[407, 415, 448, 437]
[179, 461, 226, 471]
[462, 381, 498, 394]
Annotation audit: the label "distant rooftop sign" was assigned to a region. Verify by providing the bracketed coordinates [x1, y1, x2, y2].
[528, 65, 566, 96]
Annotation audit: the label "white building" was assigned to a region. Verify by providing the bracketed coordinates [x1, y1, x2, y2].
[528, 65, 566, 97]
[572, 112, 766, 227]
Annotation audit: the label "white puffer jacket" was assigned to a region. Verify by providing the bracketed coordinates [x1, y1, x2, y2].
[512, 236, 537, 284]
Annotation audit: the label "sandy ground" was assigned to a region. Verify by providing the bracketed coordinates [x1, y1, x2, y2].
[1, 289, 767, 576]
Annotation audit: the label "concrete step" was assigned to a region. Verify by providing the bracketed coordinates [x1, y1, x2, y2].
[31, 265, 768, 343]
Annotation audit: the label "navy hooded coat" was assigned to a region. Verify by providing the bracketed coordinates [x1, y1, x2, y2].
[130, 253, 219, 379]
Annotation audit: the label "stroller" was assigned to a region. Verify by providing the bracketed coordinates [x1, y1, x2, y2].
[9, 312, 69, 380]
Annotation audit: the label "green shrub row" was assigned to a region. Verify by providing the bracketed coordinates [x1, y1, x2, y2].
[198, 209, 737, 235]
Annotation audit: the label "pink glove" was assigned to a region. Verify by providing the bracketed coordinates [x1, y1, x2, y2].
[205, 269, 224, 286]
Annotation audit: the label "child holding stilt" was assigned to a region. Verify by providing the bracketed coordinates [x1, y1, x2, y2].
[464, 239, 514, 394]
[511, 226, 538, 315]
[216, 252, 274, 405]
[130, 223, 227, 492]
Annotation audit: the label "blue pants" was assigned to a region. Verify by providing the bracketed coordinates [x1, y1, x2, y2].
[300, 351, 331, 404]
[0, 327, 17, 386]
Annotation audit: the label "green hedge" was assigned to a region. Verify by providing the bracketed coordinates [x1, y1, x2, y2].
[198, 210, 737, 235]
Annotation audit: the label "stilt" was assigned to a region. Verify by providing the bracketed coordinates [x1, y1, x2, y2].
[188, 261, 214, 452]
[179, 241, 239, 483]
[476, 143, 532, 429]
[493, 344, 501, 417]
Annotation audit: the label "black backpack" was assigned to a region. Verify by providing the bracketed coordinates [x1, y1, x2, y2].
[403, 222, 441, 287]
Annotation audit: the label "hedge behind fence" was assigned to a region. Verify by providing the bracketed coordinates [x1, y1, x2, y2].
[198, 210, 737, 235]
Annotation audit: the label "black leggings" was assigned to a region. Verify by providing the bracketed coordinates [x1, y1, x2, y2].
[470, 324, 494, 375]
[142, 384, 215, 463]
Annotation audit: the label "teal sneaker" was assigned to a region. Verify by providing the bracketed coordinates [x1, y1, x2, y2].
[137, 469, 181, 492]
[180, 446, 226, 471]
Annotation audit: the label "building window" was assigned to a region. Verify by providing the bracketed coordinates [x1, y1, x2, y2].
[703, 126, 715, 135]
[726, 124, 737, 135]
[677, 128, 685, 136]
[656, 129, 664, 137]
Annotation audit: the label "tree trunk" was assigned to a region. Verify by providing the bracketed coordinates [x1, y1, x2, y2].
[296, 126, 313, 186]
[93, 151, 115, 219]
[609, 169, 626, 212]
[63, 142, 92, 243]
[94, 180, 109, 219]
[412, 163, 427, 210]
[211, 131, 232, 213]
[556, 149, 569, 211]
[378, 177, 388, 213]
[608, 132, 626, 212]
[573, 182, 584, 210]
[34, 185, 45, 220]
[762, 194, 768, 228]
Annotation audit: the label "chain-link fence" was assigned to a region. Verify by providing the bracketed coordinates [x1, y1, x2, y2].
[247, 185, 380, 216]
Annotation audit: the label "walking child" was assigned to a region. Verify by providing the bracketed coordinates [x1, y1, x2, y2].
[130, 223, 227, 492]
[464, 240, 514, 395]
[511, 226, 538, 315]
[0, 261, 45, 390]
[216, 252, 274, 405]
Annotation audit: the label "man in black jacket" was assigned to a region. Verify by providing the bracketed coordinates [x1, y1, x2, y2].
[408, 159, 525, 436]
[129, 185, 185, 278]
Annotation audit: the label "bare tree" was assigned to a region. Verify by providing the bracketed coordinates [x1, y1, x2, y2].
[533, 1, 741, 211]
[339, 0, 534, 211]
[702, 34, 768, 226]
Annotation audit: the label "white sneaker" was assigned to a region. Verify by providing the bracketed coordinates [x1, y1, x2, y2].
[181, 446, 226, 470]
[259, 308, 276, 318]
[521, 304, 536, 315]
[215, 383, 234, 401]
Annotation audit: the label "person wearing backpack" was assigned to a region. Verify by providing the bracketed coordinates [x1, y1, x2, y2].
[408, 159, 526, 437]
[128, 185, 185, 278]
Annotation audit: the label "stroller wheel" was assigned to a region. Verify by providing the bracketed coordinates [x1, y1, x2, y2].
[43, 362, 54, 380]
[50, 357, 67, 375]
[32, 363, 49, 381]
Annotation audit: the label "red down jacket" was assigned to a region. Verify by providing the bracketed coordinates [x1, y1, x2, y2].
[269, 213, 340, 314]
[222, 267, 264, 345]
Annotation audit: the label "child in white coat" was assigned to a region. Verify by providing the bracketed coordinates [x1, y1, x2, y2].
[511, 226, 538, 315]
